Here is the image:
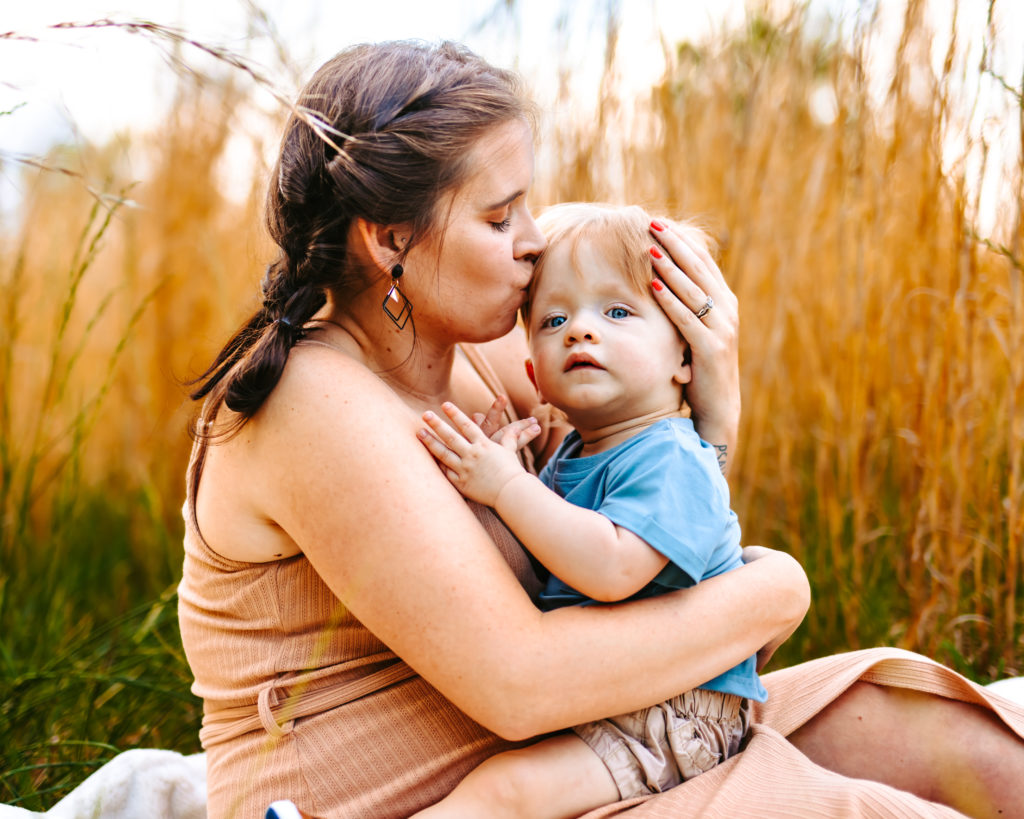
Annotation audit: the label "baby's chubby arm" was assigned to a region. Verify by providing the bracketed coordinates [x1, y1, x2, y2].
[418, 401, 669, 602]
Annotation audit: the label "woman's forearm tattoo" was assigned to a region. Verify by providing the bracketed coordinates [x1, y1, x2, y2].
[714, 444, 728, 474]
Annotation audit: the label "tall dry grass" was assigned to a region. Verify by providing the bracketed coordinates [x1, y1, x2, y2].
[541, 1, 1023, 677]
[1, 35, 275, 806]
[1, 0, 1022, 805]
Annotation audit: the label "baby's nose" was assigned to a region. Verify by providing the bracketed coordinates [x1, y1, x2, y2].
[565, 321, 598, 344]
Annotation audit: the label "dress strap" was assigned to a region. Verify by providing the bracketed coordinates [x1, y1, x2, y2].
[459, 343, 537, 474]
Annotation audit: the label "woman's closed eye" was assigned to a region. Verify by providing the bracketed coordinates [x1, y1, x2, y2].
[490, 216, 512, 232]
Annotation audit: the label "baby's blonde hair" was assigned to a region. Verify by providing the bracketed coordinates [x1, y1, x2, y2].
[522, 203, 714, 331]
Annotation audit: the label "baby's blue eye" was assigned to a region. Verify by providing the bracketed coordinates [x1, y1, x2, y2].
[543, 315, 566, 328]
[608, 307, 629, 319]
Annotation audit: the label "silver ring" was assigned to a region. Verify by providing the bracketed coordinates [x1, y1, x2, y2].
[695, 296, 714, 319]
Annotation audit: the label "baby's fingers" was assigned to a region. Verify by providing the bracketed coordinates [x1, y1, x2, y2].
[477, 395, 510, 438]
[421, 410, 471, 457]
[417, 423, 457, 462]
[440, 401, 488, 443]
[495, 418, 542, 452]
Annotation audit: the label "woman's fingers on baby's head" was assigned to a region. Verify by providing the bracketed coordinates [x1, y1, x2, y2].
[648, 239, 704, 297]
[649, 257, 717, 330]
[652, 280, 710, 333]
[649, 221, 729, 299]
[672, 225, 721, 282]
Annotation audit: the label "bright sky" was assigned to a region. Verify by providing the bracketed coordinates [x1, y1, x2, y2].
[1, 0, 1021, 221]
[0, 0, 753, 156]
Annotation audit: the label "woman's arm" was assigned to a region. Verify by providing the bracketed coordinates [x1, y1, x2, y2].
[253, 346, 808, 741]
[742, 546, 805, 670]
[649, 221, 740, 474]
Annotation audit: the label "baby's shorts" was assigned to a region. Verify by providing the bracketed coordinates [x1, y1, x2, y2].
[572, 688, 750, 799]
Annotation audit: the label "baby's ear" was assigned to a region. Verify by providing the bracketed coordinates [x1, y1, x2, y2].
[673, 344, 692, 386]
[525, 359, 539, 393]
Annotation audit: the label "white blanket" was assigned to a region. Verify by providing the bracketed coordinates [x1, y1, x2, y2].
[0, 749, 206, 819]
[3, 678, 1024, 818]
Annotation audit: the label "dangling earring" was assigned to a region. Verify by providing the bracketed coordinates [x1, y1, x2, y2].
[383, 263, 413, 330]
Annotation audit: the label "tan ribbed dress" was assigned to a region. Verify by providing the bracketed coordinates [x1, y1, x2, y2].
[179, 347, 1024, 819]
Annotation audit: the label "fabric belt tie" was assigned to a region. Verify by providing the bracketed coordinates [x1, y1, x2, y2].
[201, 660, 417, 747]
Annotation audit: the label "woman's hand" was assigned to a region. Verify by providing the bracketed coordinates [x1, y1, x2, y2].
[648, 220, 740, 472]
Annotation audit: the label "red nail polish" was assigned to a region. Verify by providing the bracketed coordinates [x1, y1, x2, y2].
[649, 245, 663, 259]
[650, 220, 665, 232]
[651, 278, 664, 291]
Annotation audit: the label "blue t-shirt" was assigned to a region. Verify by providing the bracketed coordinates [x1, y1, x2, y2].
[537, 417, 767, 702]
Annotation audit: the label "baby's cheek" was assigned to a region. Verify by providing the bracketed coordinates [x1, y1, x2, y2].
[531, 357, 560, 397]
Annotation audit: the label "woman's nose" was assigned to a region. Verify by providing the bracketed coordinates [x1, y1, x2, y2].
[514, 209, 547, 263]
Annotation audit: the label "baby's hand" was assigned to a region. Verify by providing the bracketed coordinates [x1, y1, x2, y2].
[470, 395, 512, 441]
[418, 401, 541, 506]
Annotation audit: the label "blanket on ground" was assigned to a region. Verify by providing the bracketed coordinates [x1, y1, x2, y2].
[3, 678, 1023, 819]
[0, 749, 206, 819]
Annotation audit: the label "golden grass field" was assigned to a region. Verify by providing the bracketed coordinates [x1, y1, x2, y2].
[1, 0, 1022, 806]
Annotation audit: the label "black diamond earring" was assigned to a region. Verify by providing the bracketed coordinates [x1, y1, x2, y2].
[383, 263, 412, 330]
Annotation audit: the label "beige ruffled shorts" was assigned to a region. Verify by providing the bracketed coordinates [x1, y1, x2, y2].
[572, 688, 750, 799]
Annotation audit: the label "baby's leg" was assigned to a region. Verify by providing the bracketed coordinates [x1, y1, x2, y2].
[414, 733, 619, 819]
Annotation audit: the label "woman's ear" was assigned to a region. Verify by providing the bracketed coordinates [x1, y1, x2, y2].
[353, 218, 412, 272]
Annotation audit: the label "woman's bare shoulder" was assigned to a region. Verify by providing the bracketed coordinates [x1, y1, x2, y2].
[194, 343, 404, 563]
[281, 341, 402, 411]
[254, 342, 501, 558]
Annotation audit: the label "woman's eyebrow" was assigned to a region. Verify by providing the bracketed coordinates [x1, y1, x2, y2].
[483, 189, 524, 211]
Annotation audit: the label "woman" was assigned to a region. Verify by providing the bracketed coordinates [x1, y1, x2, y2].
[178, 41, 1024, 818]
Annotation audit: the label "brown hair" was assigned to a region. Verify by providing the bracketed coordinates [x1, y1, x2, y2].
[521, 203, 713, 331]
[190, 40, 533, 435]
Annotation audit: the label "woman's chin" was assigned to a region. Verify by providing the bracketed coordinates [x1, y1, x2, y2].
[463, 312, 520, 343]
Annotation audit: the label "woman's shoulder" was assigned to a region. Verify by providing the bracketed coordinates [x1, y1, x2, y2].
[252, 339, 425, 467]
[268, 338, 410, 422]
[194, 340, 413, 563]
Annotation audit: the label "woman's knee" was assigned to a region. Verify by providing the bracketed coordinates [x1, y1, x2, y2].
[789, 680, 1024, 811]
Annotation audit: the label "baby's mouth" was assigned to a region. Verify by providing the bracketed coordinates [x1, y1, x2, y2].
[564, 354, 603, 372]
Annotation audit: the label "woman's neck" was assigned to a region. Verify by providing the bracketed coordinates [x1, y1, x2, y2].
[317, 290, 458, 410]
[574, 406, 685, 457]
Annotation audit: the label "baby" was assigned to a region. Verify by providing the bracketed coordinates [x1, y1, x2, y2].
[415, 203, 766, 818]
